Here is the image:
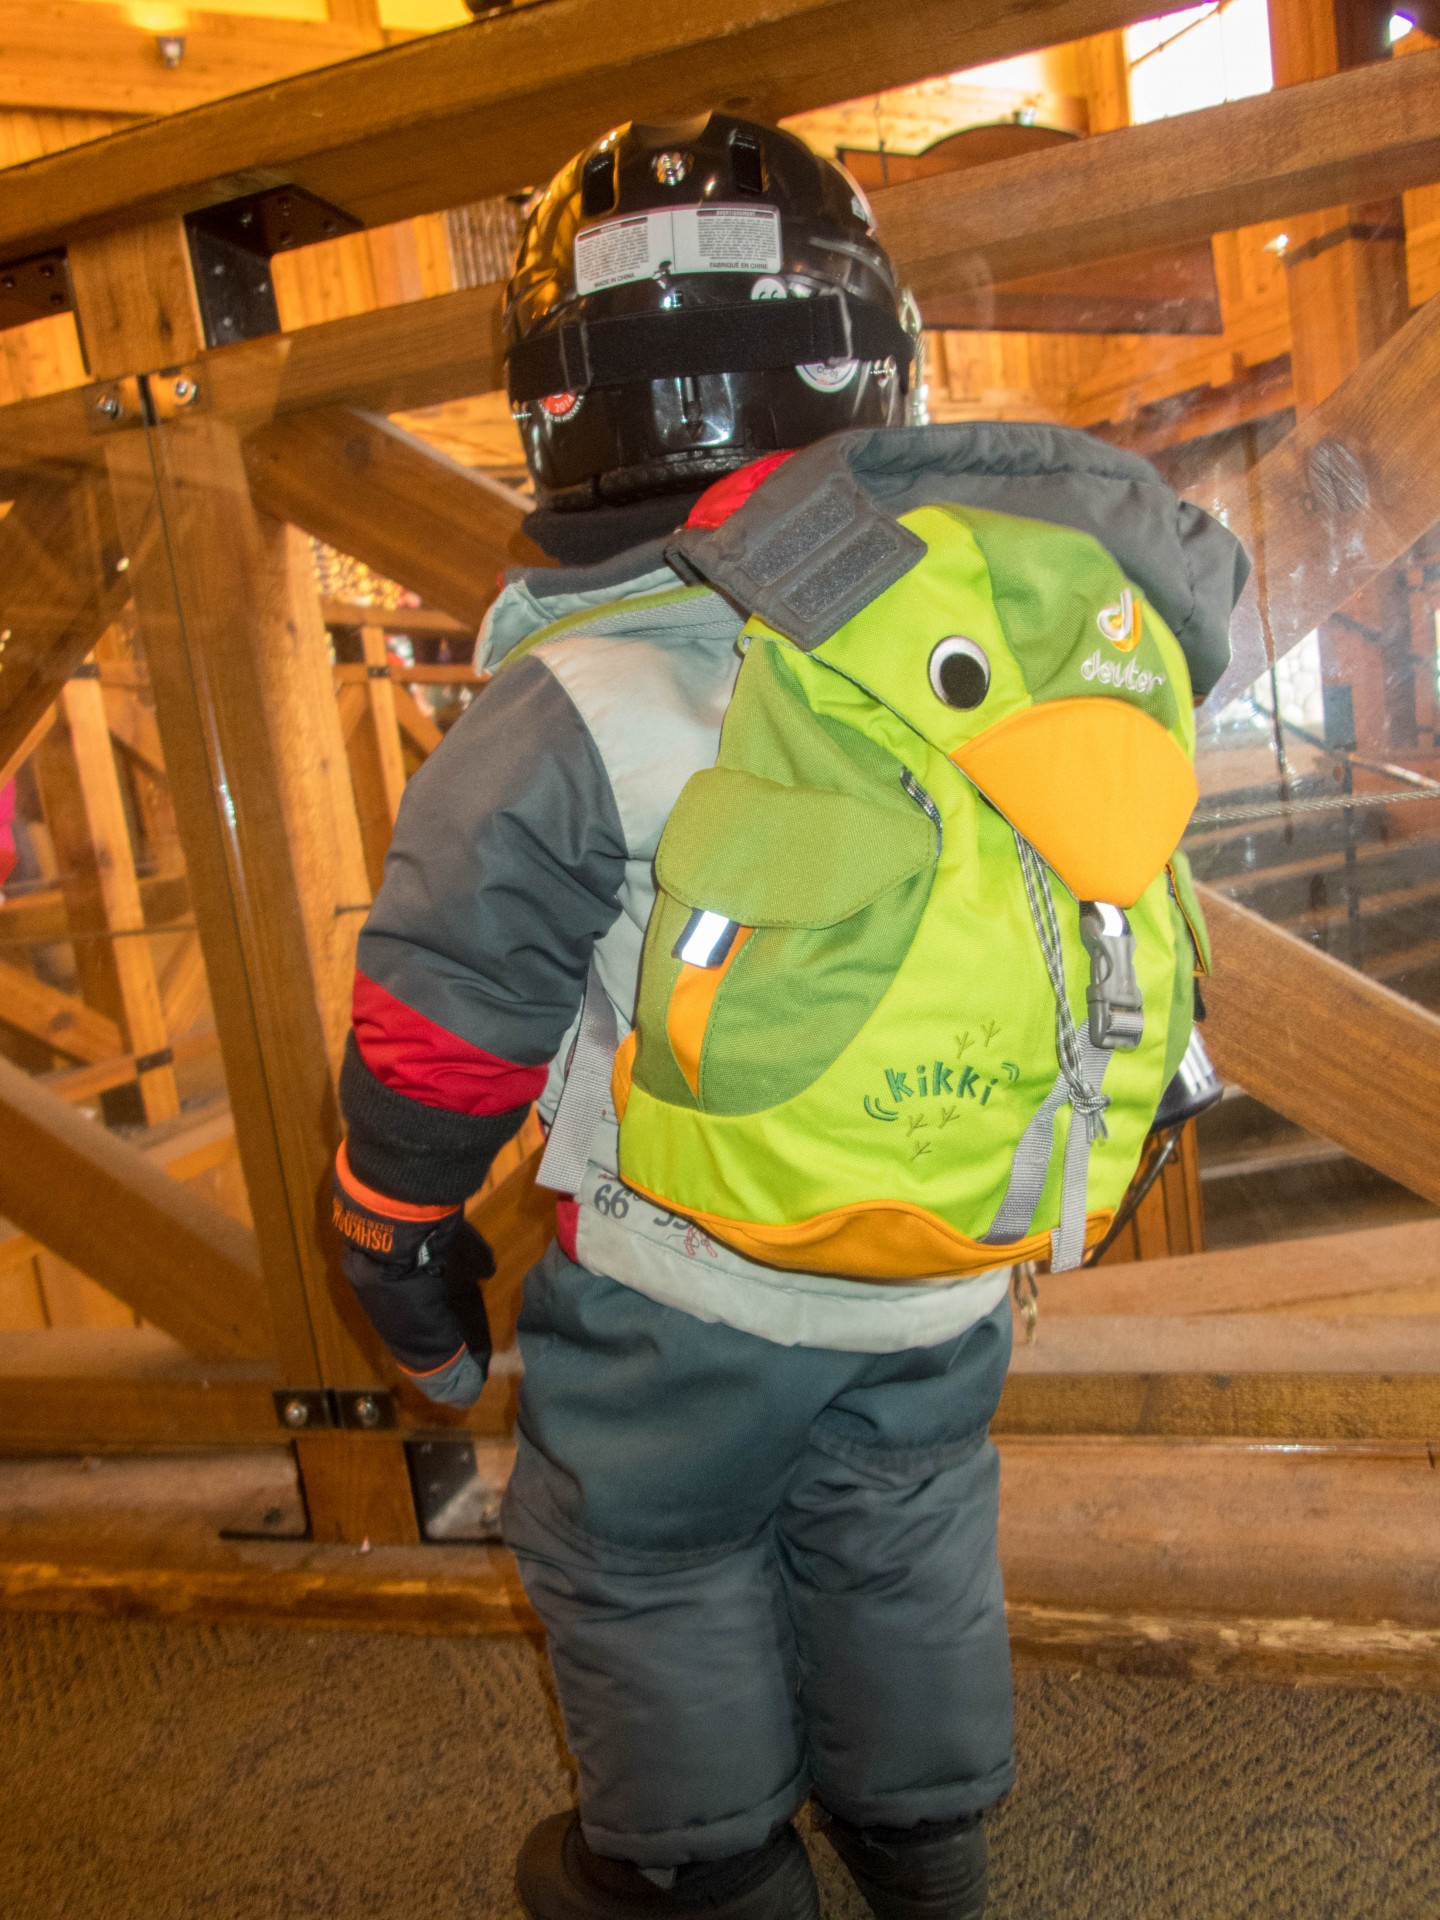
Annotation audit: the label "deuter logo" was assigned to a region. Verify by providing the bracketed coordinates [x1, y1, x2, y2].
[1081, 648, 1167, 696]
[1097, 587, 1141, 651]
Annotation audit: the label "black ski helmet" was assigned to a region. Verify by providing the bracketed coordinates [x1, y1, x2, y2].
[505, 114, 916, 510]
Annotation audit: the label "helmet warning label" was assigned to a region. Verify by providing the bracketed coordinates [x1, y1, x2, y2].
[575, 206, 781, 293]
[674, 206, 782, 274]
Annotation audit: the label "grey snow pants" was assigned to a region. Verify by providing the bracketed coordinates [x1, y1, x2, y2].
[501, 1244, 1016, 1869]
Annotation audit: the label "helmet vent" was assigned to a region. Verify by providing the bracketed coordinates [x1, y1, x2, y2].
[730, 129, 767, 196]
[581, 149, 618, 217]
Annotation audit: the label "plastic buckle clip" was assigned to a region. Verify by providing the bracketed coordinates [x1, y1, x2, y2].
[556, 320, 594, 394]
[1079, 901, 1144, 1051]
[817, 286, 854, 364]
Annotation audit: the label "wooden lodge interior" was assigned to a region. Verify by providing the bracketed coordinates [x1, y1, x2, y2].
[2, 0, 1440, 1911]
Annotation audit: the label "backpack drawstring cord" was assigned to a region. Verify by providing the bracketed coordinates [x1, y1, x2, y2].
[1014, 831, 1111, 1144]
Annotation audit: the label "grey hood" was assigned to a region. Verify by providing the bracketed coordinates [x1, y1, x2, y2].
[671, 421, 1249, 700]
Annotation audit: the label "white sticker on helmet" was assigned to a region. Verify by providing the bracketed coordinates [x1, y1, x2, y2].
[671, 205, 781, 274]
[797, 359, 859, 392]
[574, 206, 782, 294]
[574, 212, 667, 294]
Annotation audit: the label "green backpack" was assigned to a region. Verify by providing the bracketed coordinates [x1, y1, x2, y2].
[611, 444, 1227, 1279]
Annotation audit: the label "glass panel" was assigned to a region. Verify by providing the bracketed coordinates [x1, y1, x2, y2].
[0, 425, 260, 1346]
[784, 20, 1440, 1261]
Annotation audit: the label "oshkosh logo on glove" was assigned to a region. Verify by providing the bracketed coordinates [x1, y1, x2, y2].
[332, 1197, 395, 1255]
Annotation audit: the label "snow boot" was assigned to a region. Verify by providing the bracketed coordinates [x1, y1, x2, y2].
[516, 1812, 820, 1920]
[815, 1808, 988, 1920]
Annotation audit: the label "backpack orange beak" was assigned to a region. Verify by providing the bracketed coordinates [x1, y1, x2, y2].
[951, 697, 1197, 907]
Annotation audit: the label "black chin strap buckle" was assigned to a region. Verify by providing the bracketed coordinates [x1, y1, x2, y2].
[554, 320, 594, 394]
[815, 286, 854, 363]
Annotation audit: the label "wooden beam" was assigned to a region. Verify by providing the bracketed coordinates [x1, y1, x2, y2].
[0, 1052, 269, 1358]
[0, 1329, 281, 1450]
[159, 936, 210, 1038]
[38, 1025, 217, 1106]
[0, 707, 54, 792]
[102, 685, 165, 779]
[1267, 0, 1410, 420]
[344, 626, 408, 893]
[98, 421, 348, 1388]
[0, 957, 122, 1063]
[391, 681, 444, 758]
[5, 1437, 1440, 1695]
[1039, 1216, 1440, 1319]
[70, 217, 414, 1545]
[0, 476, 131, 774]
[919, 241, 1224, 337]
[1207, 290, 1440, 701]
[33, 675, 181, 1121]
[997, 1319, 1440, 1439]
[0, 871, 188, 948]
[1000, 1432, 1440, 1640]
[207, 284, 508, 425]
[67, 216, 206, 380]
[872, 44, 1440, 304]
[243, 408, 538, 626]
[294, 1432, 420, 1546]
[1, 46, 1437, 450]
[0, 0, 1197, 262]
[0, 0, 383, 118]
[1198, 884, 1440, 1206]
[324, 598, 471, 636]
[1005, 1601, 1440, 1690]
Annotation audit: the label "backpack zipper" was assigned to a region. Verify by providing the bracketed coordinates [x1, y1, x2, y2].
[901, 769, 943, 853]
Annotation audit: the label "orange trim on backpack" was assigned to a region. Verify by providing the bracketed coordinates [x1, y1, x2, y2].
[666, 927, 754, 1097]
[1166, 860, 1210, 977]
[615, 1172, 1113, 1281]
[612, 1029, 638, 1119]
[334, 1141, 459, 1222]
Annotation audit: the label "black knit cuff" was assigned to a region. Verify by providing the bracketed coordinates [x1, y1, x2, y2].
[339, 1035, 530, 1206]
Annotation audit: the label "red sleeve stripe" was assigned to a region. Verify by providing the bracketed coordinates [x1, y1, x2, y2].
[352, 971, 549, 1116]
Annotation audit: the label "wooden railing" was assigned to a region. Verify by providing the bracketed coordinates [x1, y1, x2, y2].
[0, 5, 1437, 1545]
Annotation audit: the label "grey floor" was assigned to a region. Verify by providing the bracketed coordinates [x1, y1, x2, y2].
[3, 1611, 1438, 1920]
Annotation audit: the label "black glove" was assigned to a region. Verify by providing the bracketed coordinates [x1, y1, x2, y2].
[331, 1148, 494, 1408]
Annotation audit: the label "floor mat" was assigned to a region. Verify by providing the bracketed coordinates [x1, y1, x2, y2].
[2, 1610, 1437, 1919]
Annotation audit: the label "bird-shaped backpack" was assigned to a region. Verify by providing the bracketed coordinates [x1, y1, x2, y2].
[610, 424, 1247, 1278]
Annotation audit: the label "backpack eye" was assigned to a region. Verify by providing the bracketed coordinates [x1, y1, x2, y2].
[928, 636, 990, 710]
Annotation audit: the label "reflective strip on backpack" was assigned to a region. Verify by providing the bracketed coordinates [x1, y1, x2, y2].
[981, 1034, 1114, 1266]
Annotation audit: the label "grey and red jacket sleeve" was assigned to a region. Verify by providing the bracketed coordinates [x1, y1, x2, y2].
[338, 650, 629, 1210]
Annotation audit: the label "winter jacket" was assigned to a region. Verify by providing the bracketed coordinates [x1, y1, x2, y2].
[338, 423, 1242, 1352]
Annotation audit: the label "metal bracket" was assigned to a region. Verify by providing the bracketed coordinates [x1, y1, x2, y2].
[274, 1388, 334, 1432]
[185, 186, 361, 349]
[407, 1436, 513, 1544]
[0, 249, 73, 336]
[89, 377, 145, 432]
[273, 1386, 398, 1432]
[334, 1388, 398, 1431]
[88, 370, 204, 433]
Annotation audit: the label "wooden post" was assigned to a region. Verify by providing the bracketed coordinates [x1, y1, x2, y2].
[344, 624, 409, 892]
[1268, 0, 1416, 759]
[32, 663, 181, 1123]
[66, 220, 417, 1541]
